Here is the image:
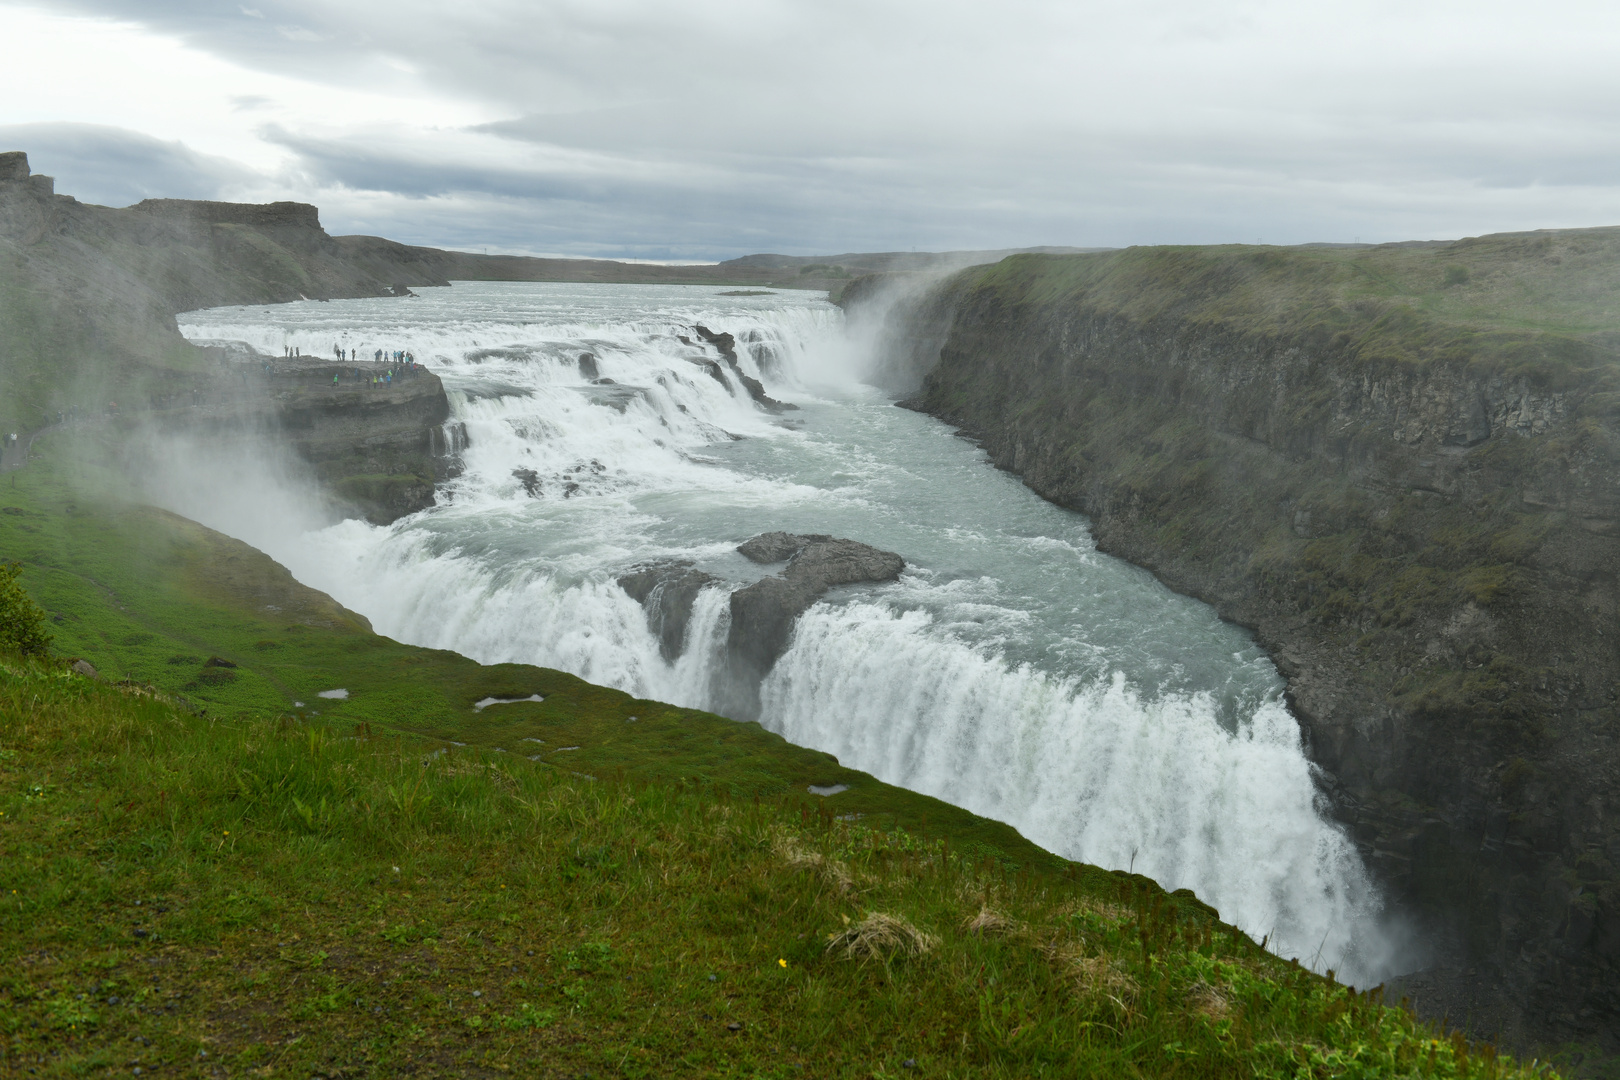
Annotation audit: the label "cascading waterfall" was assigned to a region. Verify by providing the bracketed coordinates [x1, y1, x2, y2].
[177, 281, 1398, 985]
[764, 604, 1384, 978]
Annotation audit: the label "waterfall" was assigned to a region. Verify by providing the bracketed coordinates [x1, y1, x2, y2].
[176, 281, 1398, 985]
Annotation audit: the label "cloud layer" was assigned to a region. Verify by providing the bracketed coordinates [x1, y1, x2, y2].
[4, 0, 1620, 258]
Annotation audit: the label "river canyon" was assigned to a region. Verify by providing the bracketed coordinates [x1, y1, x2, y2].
[166, 281, 1400, 988]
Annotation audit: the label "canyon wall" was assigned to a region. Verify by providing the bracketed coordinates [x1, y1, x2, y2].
[0, 153, 455, 520]
[866, 237, 1620, 1051]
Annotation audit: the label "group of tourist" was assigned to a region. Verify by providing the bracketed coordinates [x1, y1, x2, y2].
[328, 357, 428, 388]
[266, 341, 429, 389]
[317, 345, 420, 364]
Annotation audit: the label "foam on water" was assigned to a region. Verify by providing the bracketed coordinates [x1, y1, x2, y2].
[177, 281, 1400, 984]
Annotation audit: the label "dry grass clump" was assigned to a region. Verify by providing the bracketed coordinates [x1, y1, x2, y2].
[826, 912, 939, 961]
[704, 804, 751, 846]
[438, 760, 519, 792]
[961, 906, 1020, 938]
[114, 679, 163, 699]
[1058, 946, 1139, 1003]
[1186, 979, 1233, 1020]
[773, 830, 856, 894]
[1058, 895, 1132, 925]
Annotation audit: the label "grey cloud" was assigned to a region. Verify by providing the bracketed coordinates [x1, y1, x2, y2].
[263, 126, 637, 204]
[0, 122, 257, 207]
[22, 0, 1620, 254]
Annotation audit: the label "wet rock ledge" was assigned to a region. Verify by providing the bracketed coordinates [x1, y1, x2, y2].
[616, 532, 905, 718]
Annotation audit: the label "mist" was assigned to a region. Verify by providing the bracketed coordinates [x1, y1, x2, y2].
[125, 419, 350, 566]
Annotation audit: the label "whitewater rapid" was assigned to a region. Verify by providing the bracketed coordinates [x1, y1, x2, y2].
[175, 281, 1397, 983]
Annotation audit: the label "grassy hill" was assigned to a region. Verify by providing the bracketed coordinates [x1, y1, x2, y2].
[0, 657, 1542, 1079]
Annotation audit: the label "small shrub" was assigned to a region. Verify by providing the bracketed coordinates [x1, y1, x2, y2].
[0, 562, 52, 656]
[1444, 265, 1471, 286]
[44, 993, 98, 1031]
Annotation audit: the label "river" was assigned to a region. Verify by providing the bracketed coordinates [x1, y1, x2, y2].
[178, 280, 1396, 983]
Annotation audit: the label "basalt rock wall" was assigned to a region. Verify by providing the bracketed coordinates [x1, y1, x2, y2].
[870, 241, 1620, 1052]
[259, 361, 455, 523]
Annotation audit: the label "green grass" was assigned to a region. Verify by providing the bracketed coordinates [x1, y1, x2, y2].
[0, 654, 1552, 1078]
[965, 229, 1620, 388]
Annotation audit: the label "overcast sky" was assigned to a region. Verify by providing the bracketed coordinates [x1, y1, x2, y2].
[2, 0, 1618, 260]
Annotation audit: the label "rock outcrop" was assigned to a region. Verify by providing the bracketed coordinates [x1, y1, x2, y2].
[723, 533, 905, 717]
[0, 153, 459, 522]
[263, 361, 454, 523]
[617, 561, 723, 662]
[615, 532, 906, 718]
[866, 237, 1620, 1053]
[693, 325, 798, 413]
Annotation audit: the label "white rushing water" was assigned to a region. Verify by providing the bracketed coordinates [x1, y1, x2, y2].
[177, 281, 1397, 983]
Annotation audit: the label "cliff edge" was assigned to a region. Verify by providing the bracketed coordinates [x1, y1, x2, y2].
[0, 152, 456, 521]
[869, 236, 1620, 1053]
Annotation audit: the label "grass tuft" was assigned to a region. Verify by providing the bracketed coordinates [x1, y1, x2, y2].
[825, 913, 940, 962]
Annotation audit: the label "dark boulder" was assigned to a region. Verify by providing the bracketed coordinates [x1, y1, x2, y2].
[723, 533, 904, 716]
[618, 561, 723, 662]
[738, 531, 833, 564]
[578, 352, 600, 380]
[512, 468, 542, 497]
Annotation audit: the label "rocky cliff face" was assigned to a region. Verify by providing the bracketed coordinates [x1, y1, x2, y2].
[868, 238, 1620, 1053]
[250, 360, 455, 523]
[0, 153, 456, 522]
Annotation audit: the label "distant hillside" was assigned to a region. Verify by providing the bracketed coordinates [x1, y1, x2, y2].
[719, 246, 1106, 274]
